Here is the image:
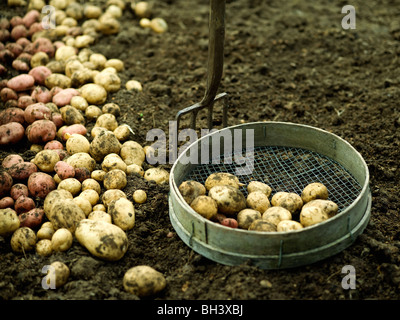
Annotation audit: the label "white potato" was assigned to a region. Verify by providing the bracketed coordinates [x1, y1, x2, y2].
[123, 265, 166, 297]
[108, 198, 135, 231]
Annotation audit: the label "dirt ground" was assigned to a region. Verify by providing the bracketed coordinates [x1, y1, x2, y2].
[1, 0, 400, 303]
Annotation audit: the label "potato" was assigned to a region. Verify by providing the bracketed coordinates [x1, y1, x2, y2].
[88, 210, 112, 223]
[78, 189, 99, 206]
[75, 219, 128, 261]
[2, 154, 23, 169]
[55, 45, 76, 61]
[60, 105, 85, 125]
[30, 52, 49, 67]
[0, 107, 25, 125]
[178, 180, 206, 205]
[104, 59, 124, 72]
[51, 228, 73, 252]
[101, 189, 127, 208]
[247, 181, 272, 197]
[7, 74, 35, 92]
[89, 130, 121, 162]
[95, 113, 118, 131]
[108, 198, 135, 231]
[85, 105, 102, 120]
[103, 169, 127, 190]
[132, 190, 147, 204]
[0, 171, 13, 198]
[45, 73, 72, 89]
[113, 125, 131, 142]
[26, 119, 57, 144]
[44, 140, 64, 150]
[300, 206, 329, 228]
[32, 149, 60, 172]
[92, 204, 106, 212]
[37, 226, 55, 240]
[150, 18, 168, 33]
[54, 161, 75, 180]
[0, 122, 25, 145]
[125, 79, 142, 91]
[126, 164, 144, 177]
[205, 172, 243, 191]
[81, 178, 101, 194]
[246, 191, 271, 213]
[7, 162, 38, 180]
[66, 133, 90, 154]
[208, 185, 246, 216]
[14, 195, 35, 214]
[94, 71, 121, 93]
[271, 192, 303, 214]
[10, 226, 37, 253]
[61, 123, 87, 141]
[43, 189, 73, 216]
[49, 261, 70, 288]
[48, 198, 86, 233]
[73, 196, 92, 216]
[36, 239, 53, 256]
[58, 178, 81, 196]
[79, 83, 107, 105]
[144, 167, 169, 185]
[248, 219, 277, 232]
[302, 199, 339, 218]
[28, 172, 56, 199]
[97, 16, 120, 35]
[53, 88, 80, 107]
[190, 195, 218, 220]
[101, 153, 127, 172]
[123, 265, 166, 297]
[220, 218, 238, 228]
[277, 220, 304, 232]
[91, 169, 106, 182]
[237, 208, 261, 230]
[0, 208, 20, 237]
[120, 141, 145, 166]
[262, 207, 292, 227]
[65, 152, 96, 172]
[0, 197, 14, 209]
[301, 182, 329, 203]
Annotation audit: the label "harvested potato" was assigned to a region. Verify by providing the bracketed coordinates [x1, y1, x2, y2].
[65, 152, 96, 172]
[205, 172, 243, 191]
[73, 197, 92, 216]
[247, 181, 272, 197]
[94, 71, 121, 92]
[103, 169, 127, 190]
[246, 191, 271, 213]
[301, 182, 329, 203]
[125, 79, 142, 91]
[47, 198, 86, 233]
[108, 197, 135, 231]
[0, 208, 20, 237]
[0, 197, 14, 209]
[49, 261, 70, 288]
[85, 105, 102, 120]
[190, 195, 218, 220]
[70, 96, 88, 111]
[113, 125, 131, 142]
[208, 185, 246, 216]
[271, 192, 303, 214]
[0, 171, 13, 198]
[277, 220, 304, 232]
[302, 199, 338, 218]
[45, 73, 71, 89]
[120, 141, 145, 166]
[101, 189, 127, 208]
[81, 178, 101, 194]
[2, 154, 23, 169]
[25, 119, 57, 144]
[36, 239, 53, 256]
[88, 210, 112, 223]
[37, 225, 55, 240]
[95, 113, 118, 131]
[123, 265, 166, 297]
[78, 189, 99, 206]
[248, 219, 277, 232]
[54, 161, 75, 180]
[43, 189, 73, 216]
[237, 208, 261, 230]
[75, 219, 128, 261]
[91, 170, 106, 182]
[101, 153, 127, 172]
[300, 206, 329, 228]
[32, 149, 60, 172]
[58, 178, 81, 196]
[89, 130, 121, 162]
[178, 180, 206, 205]
[126, 164, 144, 177]
[220, 217, 238, 228]
[51, 228, 73, 252]
[0, 122, 25, 145]
[133, 190, 147, 204]
[92, 204, 106, 212]
[66, 133, 90, 154]
[144, 167, 169, 185]
[6, 162, 37, 180]
[28, 172, 56, 199]
[60, 105, 85, 125]
[79, 83, 107, 105]
[15, 196, 35, 214]
[10, 226, 37, 253]
[262, 207, 292, 227]
[150, 17, 168, 33]
[60, 124, 87, 141]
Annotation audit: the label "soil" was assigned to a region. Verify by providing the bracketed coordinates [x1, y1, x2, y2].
[1, 0, 400, 303]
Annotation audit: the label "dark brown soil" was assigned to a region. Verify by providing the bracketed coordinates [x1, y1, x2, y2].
[1, 0, 400, 303]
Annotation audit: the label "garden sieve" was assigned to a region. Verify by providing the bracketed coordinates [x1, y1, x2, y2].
[169, 0, 371, 269]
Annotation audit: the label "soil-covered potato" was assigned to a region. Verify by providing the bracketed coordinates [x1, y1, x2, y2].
[0, 208, 20, 237]
[0, 171, 13, 198]
[120, 140, 145, 166]
[132, 190, 147, 204]
[190, 195, 218, 220]
[101, 153, 127, 172]
[88, 210, 112, 223]
[248, 219, 277, 232]
[18, 208, 44, 229]
[246, 191, 271, 213]
[178, 180, 206, 205]
[262, 206, 292, 227]
[35, 239, 53, 256]
[75, 219, 129, 261]
[247, 181, 272, 197]
[301, 182, 329, 203]
[271, 192, 303, 214]
[66, 133, 90, 154]
[47, 198, 86, 233]
[31, 149, 60, 172]
[123, 265, 166, 297]
[51, 228, 73, 252]
[103, 169, 127, 190]
[65, 152, 96, 172]
[204, 172, 243, 191]
[78, 189, 99, 206]
[10, 226, 37, 253]
[144, 167, 169, 185]
[101, 189, 127, 208]
[302, 199, 339, 218]
[108, 197, 135, 231]
[27, 172, 56, 199]
[300, 206, 329, 227]
[277, 220, 304, 232]
[49, 261, 70, 288]
[208, 185, 246, 216]
[57, 178, 81, 196]
[237, 208, 262, 229]
[89, 130, 121, 162]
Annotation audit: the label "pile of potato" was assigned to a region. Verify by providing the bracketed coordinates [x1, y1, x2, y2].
[179, 173, 339, 232]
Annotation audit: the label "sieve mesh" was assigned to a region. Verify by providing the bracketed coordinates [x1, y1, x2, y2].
[184, 145, 362, 213]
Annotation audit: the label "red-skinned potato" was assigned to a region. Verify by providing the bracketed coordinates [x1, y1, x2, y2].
[7, 74, 35, 92]
[44, 140, 63, 150]
[54, 161, 75, 180]
[0, 107, 25, 125]
[0, 171, 13, 197]
[0, 87, 18, 102]
[220, 218, 238, 229]
[14, 195, 35, 214]
[6, 161, 38, 180]
[74, 167, 90, 182]
[27, 172, 56, 199]
[61, 124, 87, 141]
[2, 154, 23, 169]
[0, 122, 25, 145]
[26, 119, 57, 144]
[10, 183, 29, 200]
[30, 86, 52, 103]
[18, 95, 36, 109]
[24, 102, 52, 124]
[29, 66, 52, 86]
[0, 197, 14, 209]
[19, 208, 44, 229]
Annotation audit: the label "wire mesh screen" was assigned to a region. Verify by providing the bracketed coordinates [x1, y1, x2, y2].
[184, 145, 362, 213]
